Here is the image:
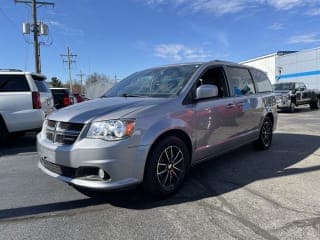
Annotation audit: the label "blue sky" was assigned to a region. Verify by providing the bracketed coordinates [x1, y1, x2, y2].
[1, 0, 320, 83]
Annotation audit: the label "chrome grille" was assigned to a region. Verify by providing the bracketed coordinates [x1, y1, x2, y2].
[46, 120, 84, 145]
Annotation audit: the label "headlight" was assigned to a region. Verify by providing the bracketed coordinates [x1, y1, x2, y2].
[86, 119, 136, 141]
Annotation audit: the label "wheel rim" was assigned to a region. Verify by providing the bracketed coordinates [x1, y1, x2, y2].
[156, 145, 184, 189]
[261, 121, 272, 147]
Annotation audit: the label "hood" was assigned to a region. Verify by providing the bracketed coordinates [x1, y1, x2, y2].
[47, 97, 169, 123]
[274, 90, 292, 96]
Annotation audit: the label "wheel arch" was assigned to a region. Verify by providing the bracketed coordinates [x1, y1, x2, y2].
[143, 129, 193, 180]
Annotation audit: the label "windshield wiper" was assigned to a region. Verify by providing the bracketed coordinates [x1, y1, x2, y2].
[120, 93, 147, 98]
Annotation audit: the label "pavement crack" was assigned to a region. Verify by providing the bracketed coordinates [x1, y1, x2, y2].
[276, 217, 320, 231]
[220, 180, 320, 217]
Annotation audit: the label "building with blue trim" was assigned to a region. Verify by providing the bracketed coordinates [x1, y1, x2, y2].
[240, 47, 320, 90]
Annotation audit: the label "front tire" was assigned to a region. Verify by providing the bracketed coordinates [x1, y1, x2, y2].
[143, 136, 190, 197]
[255, 116, 273, 150]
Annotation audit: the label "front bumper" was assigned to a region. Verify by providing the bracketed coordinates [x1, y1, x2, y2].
[276, 96, 291, 109]
[37, 134, 150, 190]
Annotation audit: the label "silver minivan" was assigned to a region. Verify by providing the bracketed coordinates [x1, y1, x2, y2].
[37, 61, 277, 197]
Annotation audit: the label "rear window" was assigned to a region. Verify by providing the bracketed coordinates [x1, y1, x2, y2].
[32, 74, 50, 93]
[34, 80, 50, 92]
[251, 69, 273, 93]
[0, 74, 30, 92]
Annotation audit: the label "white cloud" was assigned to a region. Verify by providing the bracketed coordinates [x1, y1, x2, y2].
[141, 0, 320, 15]
[47, 20, 84, 36]
[308, 8, 320, 15]
[288, 33, 320, 44]
[268, 22, 284, 30]
[154, 44, 211, 61]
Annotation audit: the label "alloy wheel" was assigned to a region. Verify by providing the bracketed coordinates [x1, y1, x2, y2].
[261, 120, 272, 147]
[156, 145, 184, 190]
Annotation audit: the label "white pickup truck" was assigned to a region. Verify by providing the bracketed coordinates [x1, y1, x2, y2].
[0, 69, 55, 144]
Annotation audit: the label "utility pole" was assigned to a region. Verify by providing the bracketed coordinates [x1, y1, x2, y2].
[61, 47, 77, 91]
[15, 0, 55, 73]
[76, 71, 85, 95]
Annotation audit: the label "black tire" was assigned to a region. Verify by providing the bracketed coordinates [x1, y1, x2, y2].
[143, 136, 190, 197]
[0, 119, 8, 146]
[310, 98, 320, 110]
[255, 116, 273, 150]
[289, 102, 296, 113]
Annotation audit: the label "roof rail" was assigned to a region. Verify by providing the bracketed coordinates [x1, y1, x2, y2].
[0, 69, 23, 72]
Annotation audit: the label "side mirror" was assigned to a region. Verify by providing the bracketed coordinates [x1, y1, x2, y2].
[195, 84, 219, 100]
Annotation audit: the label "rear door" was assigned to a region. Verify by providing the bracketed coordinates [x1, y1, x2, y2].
[31, 75, 55, 115]
[225, 66, 261, 137]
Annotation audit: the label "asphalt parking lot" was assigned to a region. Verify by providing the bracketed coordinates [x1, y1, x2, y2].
[0, 107, 319, 240]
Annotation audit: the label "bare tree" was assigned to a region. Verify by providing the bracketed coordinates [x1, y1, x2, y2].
[85, 73, 115, 99]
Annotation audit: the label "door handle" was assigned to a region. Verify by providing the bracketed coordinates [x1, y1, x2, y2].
[226, 103, 236, 109]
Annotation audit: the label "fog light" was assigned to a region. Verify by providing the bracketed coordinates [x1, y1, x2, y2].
[98, 169, 105, 179]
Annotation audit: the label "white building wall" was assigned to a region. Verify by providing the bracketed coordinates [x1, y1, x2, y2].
[240, 54, 277, 83]
[276, 48, 320, 90]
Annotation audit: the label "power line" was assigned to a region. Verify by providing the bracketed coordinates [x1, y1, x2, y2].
[61, 47, 77, 91]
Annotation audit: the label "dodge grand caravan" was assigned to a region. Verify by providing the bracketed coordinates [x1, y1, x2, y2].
[37, 61, 277, 197]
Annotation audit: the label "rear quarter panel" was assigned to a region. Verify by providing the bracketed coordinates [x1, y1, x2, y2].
[0, 92, 44, 132]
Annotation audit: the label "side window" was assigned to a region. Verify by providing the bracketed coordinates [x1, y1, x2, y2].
[300, 83, 306, 90]
[251, 69, 273, 93]
[0, 75, 30, 92]
[197, 67, 229, 98]
[226, 67, 255, 96]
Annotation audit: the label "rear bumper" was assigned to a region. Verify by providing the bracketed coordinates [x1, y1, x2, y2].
[276, 97, 292, 109]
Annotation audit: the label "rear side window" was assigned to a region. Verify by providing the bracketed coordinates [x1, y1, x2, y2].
[226, 67, 255, 96]
[251, 69, 273, 93]
[0, 75, 30, 92]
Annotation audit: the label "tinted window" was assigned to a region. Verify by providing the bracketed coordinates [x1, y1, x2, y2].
[227, 67, 255, 96]
[0, 75, 30, 92]
[34, 80, 50, 92]
[251, 69, 273, 93]
[273, 83, 295, 91]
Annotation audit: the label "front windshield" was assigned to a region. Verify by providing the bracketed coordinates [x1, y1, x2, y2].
[104, 64, 201, 98]
[273, 83, 295, 91]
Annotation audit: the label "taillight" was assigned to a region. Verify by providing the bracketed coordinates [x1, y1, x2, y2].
[32, 91, 41, 109]
[63, 96, 71, 106]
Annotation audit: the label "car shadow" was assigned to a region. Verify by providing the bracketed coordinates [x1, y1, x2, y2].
[278, 106, 319, 113]
[0, 132, 37, 156]
[0, 132, 319, 220]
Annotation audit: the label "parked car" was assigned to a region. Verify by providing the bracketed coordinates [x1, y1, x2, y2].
[73, 93, 85, 103]
[38, 61, 277, 197]
[0, 69, 55, 144]
[273, 82, 320, 112]
[50, 88, 76, 109]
